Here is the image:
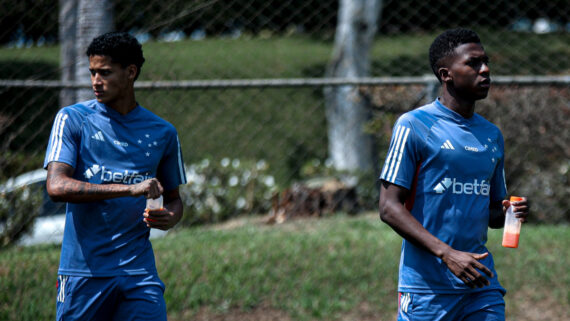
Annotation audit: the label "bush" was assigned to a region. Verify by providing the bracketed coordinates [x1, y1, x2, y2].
[0, 185, 42, 248]
[178, 158, 279, 226]
[477, 86, 570, 223]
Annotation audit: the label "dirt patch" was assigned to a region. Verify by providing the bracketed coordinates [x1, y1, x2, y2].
[209, 216, 259, 231]
[170, 299, 569, 321]
[338, 302, 396, 321]
[171, 305, 292, 321]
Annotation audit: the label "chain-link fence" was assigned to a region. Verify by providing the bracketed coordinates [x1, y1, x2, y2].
[1, 0, 569, 244]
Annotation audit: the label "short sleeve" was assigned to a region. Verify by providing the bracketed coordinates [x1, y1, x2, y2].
[379, 114, 421, 190]
[44, 108, 79, 169]
[157, 128, 187, 191]
[490, 132, 507, 202]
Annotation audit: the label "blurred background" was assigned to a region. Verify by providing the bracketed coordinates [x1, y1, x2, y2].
[0, 0, 568, 243]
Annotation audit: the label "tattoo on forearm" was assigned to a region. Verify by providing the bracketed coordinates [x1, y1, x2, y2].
[48, 162, 130, 201]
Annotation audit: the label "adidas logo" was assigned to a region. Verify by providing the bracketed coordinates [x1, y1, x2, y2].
[441, 139, 454, 150]
[92, 131, 105, 142]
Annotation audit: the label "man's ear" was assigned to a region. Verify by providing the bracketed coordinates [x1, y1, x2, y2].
[127, 64, 137, 81]
[438, 67, 451, 83]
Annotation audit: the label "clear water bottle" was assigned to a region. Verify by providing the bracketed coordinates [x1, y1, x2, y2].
[146, 195, 163, 210]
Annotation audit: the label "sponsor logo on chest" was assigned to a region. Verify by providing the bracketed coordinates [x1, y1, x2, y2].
[84, 164, 152, 184]
[434, 177, 490, 196]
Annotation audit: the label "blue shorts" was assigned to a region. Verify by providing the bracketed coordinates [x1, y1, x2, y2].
[56, 274, 166, 321]
[398, 290, 505, 321]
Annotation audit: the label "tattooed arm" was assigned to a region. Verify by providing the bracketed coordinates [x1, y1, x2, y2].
[46, 161, 163, 203]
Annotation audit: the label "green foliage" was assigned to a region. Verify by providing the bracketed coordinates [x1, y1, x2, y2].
[5, 0, 570, 46]
[0, 0, 57, 45]
[476, 87, 570, 223]
[0, 215, 568, 320]
[0, 52, 60, 180]
[0, 185, 42, 248]
[179, 158, 279, 226]
[0, 152, 46, 182]
[114, 0, 338, 38]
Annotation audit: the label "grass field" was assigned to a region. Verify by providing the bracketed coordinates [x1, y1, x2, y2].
[1, 213, 568, 320]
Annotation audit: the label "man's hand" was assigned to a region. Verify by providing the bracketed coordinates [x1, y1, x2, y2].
[142, 188, 183, 231]
[143, 207, 181, 231]
[380, 181, 495, 289]
[441, 248, 494, 288]
[130, 178, 163, 199]
[502, 197, 530, 223]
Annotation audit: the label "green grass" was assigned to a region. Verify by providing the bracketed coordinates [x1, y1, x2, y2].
[1, 214, 568, 320]
[141, 36, 333, 80]
[2, 31, 567, 80]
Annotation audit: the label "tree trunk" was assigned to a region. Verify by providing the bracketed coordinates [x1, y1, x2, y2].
[75, 0, 114, 102]
[58, 0, 77, 107]
[324, 0, 382, 172]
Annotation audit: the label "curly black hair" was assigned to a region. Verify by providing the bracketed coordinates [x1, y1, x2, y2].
[429, 28, 481, 83]
[86, 32, 145, 81]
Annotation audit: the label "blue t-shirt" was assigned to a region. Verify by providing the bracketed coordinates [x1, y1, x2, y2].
[380, 99, 507, 294]
[44, 100, 187, 277]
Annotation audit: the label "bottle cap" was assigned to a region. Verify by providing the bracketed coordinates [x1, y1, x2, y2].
[509, 196, 524, 202]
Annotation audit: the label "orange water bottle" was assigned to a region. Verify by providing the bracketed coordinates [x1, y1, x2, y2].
[502, 196, 524, 248]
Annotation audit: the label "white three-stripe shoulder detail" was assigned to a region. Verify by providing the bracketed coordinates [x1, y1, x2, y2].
[381, 125, 403, 178]
[47, 112, 63, 161]
[54, 114, 69, 161]
[382, 125, 410, 183]
[390, 128, 410, 182]
[48, 113, 69, 162]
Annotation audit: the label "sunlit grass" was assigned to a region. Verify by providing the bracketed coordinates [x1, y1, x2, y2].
[1, 214, 568, 320]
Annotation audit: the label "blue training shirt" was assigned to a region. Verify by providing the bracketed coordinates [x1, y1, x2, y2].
[380, 99, 507, 294]
[44, 100, 187, 277]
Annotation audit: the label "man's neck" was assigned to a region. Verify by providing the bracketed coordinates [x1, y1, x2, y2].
[109, 101, 137, 115]
[108, 91, 137, 115]
[439, 90, 475, 119]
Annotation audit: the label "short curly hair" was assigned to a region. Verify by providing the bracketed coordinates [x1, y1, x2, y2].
[429, 28, 481, 83]
[86, 32, 145, 81]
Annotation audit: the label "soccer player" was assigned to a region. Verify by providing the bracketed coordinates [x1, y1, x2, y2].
[379, 28, 529, 321]
[45, 32, 186, 320]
